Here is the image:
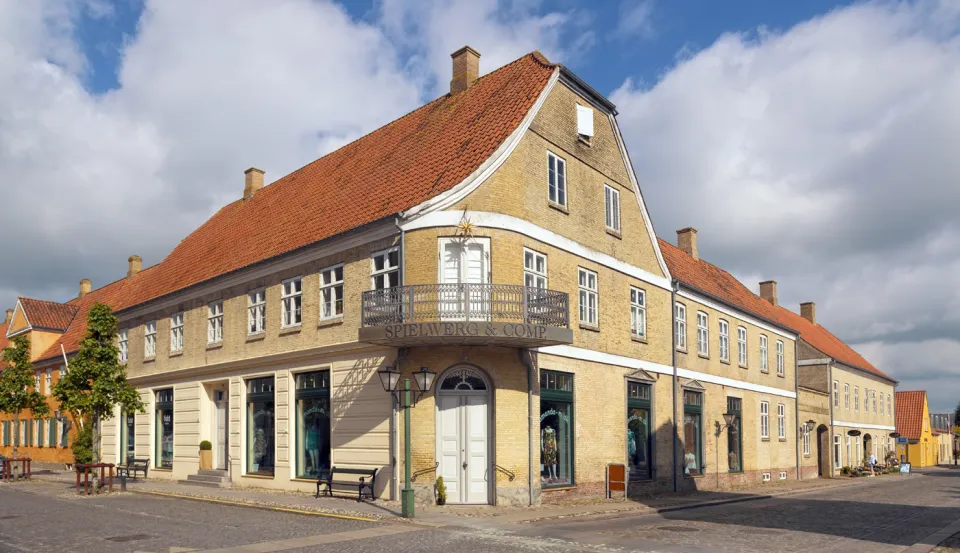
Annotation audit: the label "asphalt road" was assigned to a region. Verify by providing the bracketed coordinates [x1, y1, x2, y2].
[1, 471, 959, 553]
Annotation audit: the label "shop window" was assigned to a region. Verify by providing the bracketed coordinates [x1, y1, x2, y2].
[247, 377, 275, 476]
[727, 397, 742, 473]
[627, 381, 652, 480]
[540, 370, 574, 487]
[683, 390, 703, 476]
[155, 389, 174, 469]
[296, 371, 331, 479]
[121, 412, 136, 463]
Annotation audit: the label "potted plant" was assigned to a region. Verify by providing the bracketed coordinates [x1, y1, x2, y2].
[199, 440, 213, 470]
[436, 476, 447, 506]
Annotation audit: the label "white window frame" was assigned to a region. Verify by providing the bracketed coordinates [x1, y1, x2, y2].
[169, 312, 184, 353]
[759, 334, 768, 372]
[833, 380, 839, 408]
[630, 287, 646, 339]
[855, 386, 860, 411]
[547, 151, 567, 207]
[371, 247, 400, 290]
[844, 383, 850, 409]
[320, 264, 345, 321]
[45, 369, 51, 395]
[887, 395, 891, 416]
[760, 401, 769, 439]
[523, 249, 547, 289]
[281, 277, 303, 328]
[864, 388, 869, 412]
[776, 340, 785, 376]
[119, 330, 128, 364]
[879, 392, 884, 415]
[144, 321, 157, 358]
[34, 373, 40, 394]
[208, 301, 224, 344]
[777, 403, 786, 439]
[872, 390, 877, 413]
[604, 184, 620, 232]
[576, 103, 594, 138]
[248, 289, 266, 335]
[718, 319, 730, 362]
[675, 302, 687, 350]
[696, 311, 709, 357]
[578, 267, 598, 327]
[834, 435, 842, 469]
[737, 326, 747, 367]
[803, 425, 810, 456]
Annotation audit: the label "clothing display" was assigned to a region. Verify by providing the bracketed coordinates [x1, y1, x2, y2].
[541, 426, 559, 483]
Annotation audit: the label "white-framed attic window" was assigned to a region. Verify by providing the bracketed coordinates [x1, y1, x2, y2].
[576, 104, 594, 140]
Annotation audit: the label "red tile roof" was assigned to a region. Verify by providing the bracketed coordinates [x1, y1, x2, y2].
[0, 322, 9, 361]
[658, 239, 894, 382]
[119, 52, 556, 310]
[896, 391, 927, 441]
[17, 297, 78, 332]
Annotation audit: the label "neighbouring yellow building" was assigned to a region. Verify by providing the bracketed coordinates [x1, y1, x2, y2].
[896, 391, 935, 467]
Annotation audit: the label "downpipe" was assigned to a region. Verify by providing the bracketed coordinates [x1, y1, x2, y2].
[520, 349, 536, 506]
[671, 280, 680, 493]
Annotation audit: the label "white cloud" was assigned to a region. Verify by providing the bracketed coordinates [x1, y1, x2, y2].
[616, 0, 655, 40]
[612, 0, 960, 404]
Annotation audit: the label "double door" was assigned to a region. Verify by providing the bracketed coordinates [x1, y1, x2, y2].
[439, 239, 489, 320]
[436, 392, 489, 504]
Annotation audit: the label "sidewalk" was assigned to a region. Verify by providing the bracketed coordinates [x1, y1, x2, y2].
[26, 468, 908, 529]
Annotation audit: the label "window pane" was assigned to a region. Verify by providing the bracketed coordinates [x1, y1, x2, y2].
[540, 399, 573, 487]
[627, 406, 650, 480]
[683, 411, 701, 476]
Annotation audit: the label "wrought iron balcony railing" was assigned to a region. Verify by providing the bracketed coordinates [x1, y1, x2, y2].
[361, 283, 570, 328]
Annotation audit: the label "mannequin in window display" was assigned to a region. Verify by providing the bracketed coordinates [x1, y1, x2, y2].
[541, 426, 559, 483]
[254, 427, 267, 470]
[306, 420, 321, 475]
[627, 414, 648, 471]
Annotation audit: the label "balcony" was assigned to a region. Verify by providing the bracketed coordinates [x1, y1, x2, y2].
[359, 284, 573, 347]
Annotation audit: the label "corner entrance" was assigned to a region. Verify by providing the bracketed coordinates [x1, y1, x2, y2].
[435, 366, 491, 505]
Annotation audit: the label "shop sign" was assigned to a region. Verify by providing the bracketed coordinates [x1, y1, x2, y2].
[900, 463, 911, 474]
[897, 437, 909, 444]
[384, 321, 551, 340]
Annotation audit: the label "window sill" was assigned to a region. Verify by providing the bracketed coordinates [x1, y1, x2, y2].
[579, 323, 600, 333]
[605, 227, 622, 240]
[246, 332, 266, 343]
[279, 325, 302, 336]
[143, 356, 155, 363]
[779, 438, 787, 442]
[548, 201, 569, 215]
[169, 351, 183, 358]
[720, 358, 730, 365]
[762, 438, 770, 442]
[760, 370, 769, 374]
[676, 346, 687, 354]
[292, 477, 319, 483]
[318, 316, 344, 329]
[542, 485, 576, 492]
[631, 335, 648, 344]
[739, 364, 748, 370]
[152, 468, 172, 472]
[206, 342, 223, 351]
[243, 473, 275, 480]
[578, 134, 592, 146]
[698, 353, 710, 360]
[777, 374, 785, 378]
[684, 474, 704, 479]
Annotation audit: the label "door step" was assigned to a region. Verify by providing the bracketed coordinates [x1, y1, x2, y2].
[180, 470, 231, 488]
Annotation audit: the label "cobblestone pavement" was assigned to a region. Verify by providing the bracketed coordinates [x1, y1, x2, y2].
[3, 470, 959, 552]
[507, 469, 960, 552]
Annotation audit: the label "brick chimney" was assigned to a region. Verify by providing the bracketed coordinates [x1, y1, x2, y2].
[450, 46, 480, 94]
[677, 228, 698, 260]
[244, 167, 264, 200]
[79, 279, 91, 299]
[759, 280, 777, 306]
[800, 302, 816, 325]
[3, 309, 11, 325]
[128, 255, 142, 279]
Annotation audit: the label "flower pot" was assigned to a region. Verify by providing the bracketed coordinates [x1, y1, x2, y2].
[199, 450, 213, 471]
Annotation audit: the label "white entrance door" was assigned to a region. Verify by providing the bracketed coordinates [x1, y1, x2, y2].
[436, 368, 490, 504]
[439, 239, 488, 320]
[214, 397, 228, 470]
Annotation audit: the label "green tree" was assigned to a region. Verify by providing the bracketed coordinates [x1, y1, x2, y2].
[52, 302, 144, 464]
[0, 335, 50, 458]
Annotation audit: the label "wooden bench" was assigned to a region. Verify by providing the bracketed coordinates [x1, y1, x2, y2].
[316, 466, 377, 501]
[117, 457, 149, 480]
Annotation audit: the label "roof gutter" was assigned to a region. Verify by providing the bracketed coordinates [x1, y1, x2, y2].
[675, 281, 799, 336]
[558, 66, 617, 114]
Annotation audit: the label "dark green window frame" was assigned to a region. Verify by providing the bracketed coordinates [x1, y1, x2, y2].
[247, 377, 276, 476]
[37, 419, 44, 448]
[726, 397, 742, 473]
[682, 390, 703, 476]
[627, 381, 652, 481]
[156, 389, 174, 469]
[47, 418, 56, 449]
[2, 421, 8, 446]
[540, 370, 575, 488]
[295, 371, 331, 479]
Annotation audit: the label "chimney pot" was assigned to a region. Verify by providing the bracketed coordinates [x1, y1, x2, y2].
[676, 227, 699, 260]
[79, 279, 91, 299]
[4, 309, 11, 325]
[450, 46, 480, 94]
[127, 255, 142, 279]
[244, 167, 265, 200]
[800, 302, 816, 325]
[759, 280, 778, 306]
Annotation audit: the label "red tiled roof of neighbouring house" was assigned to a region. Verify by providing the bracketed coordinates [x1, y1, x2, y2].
[34, 266, 159, 364]
[896, 391, 927, 440]
[17, 298, 79, 332]
[118, 52, 556, 310]
[0, 322, 9, 360]
[658, 239, 894, 382]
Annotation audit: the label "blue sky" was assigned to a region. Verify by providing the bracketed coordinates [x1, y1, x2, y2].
[3, 0, 960, 411]
[77, 0, 858, 98]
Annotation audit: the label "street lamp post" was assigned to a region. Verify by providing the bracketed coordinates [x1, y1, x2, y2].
[377, 364, 436, 518]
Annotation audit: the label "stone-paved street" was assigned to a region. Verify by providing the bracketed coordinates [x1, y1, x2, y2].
[2, 470, 960, 552]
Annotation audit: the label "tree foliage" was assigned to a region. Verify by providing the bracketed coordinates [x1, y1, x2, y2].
[0, 335, 50, 457]
[52, 302, 144, 464]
